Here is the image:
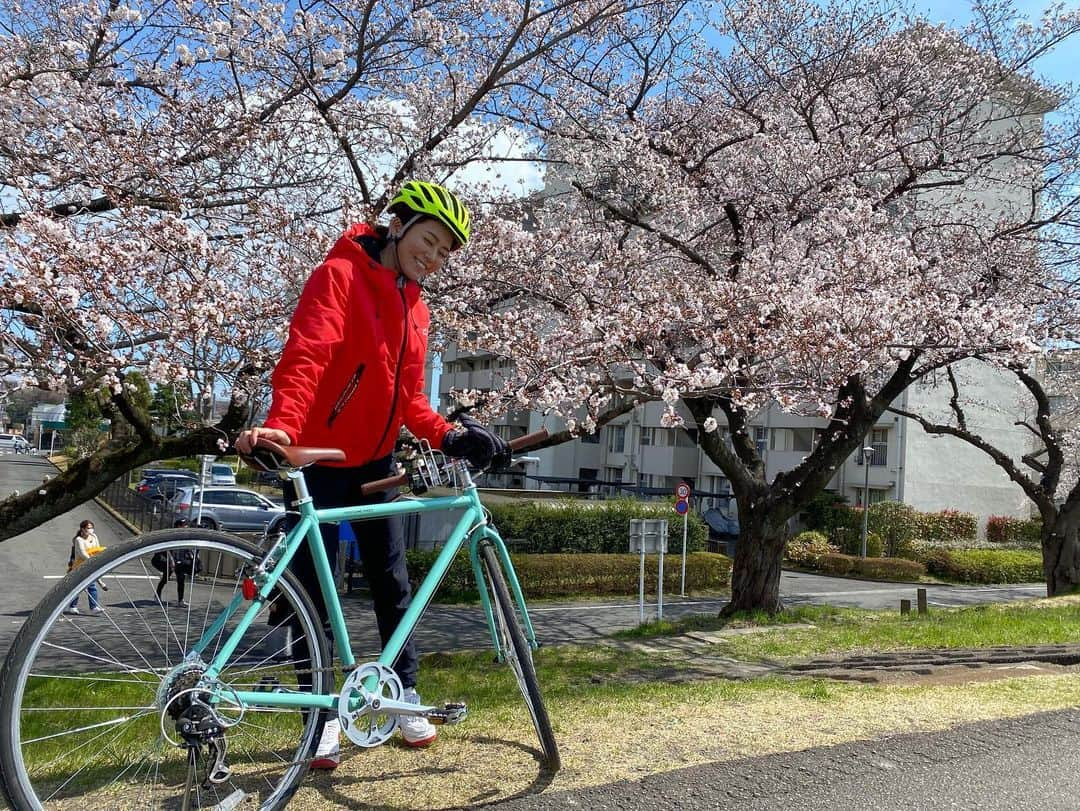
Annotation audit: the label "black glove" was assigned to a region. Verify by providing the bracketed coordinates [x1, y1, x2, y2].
[441, 416, 512, 471]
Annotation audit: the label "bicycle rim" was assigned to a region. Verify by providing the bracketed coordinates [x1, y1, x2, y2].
[479, 543, 560, 770]
[0, 529, 332, 810]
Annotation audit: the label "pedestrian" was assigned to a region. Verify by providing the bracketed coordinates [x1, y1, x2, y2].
[236, 180, 510, 770]
[152, 519, 193, 607]
[66, 519, 105, 615]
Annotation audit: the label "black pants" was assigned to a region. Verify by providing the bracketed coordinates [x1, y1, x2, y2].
[156, 570, 186, 601]
[283, 456, 418, 689]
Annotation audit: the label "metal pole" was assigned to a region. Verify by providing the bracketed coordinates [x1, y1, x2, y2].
[680, 510, 688, 597]
[657, 546, 664, 621]
[639, 545, 645, 624]
[860, 448, 871, 558]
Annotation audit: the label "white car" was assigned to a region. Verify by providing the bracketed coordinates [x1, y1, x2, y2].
[210, 463, 237, 486]
[0, 434, 32, 454]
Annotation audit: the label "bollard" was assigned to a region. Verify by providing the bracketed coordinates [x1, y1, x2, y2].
[917, 588, 928, 615]
[900, 599, 911, 616]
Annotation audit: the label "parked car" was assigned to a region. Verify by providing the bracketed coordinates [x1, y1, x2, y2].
[140, 472, 199, 501]
[0, 434, 31, 453]
[210, 463, 237, 486]
[171, 486, 284, 532]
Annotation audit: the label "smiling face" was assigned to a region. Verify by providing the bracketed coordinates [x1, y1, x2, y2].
[389, 217, 456, 283]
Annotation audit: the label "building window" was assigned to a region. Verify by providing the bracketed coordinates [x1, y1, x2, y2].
[577, 468, 598, 494]
[581, 430, 600, 444]
[674, 428, 697, 448]
[754, 426, 767, 454]
[792, 427, 815, 453]
[855, 488, 891, 507]
[856, 429, 888, 466]
[641, 427, 655, 446]
[607, 425, 625, 453]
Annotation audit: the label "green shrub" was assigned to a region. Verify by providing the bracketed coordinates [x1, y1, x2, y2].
[852, 556, 926, 581]
[405, 551, 732, 602]
[800, 491, 853, 534]
[867, 501, 920, 556]
[831, 527, 883, 557]
[818, 553, 857, 576]
[986, 515, 1042, 546]
[485, 498, 707, 555]
[785, 531, 839, 566]
[921, 548, 1044, 584]
[917, 509, 977, 544]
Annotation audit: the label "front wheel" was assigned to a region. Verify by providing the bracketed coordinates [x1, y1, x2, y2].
[0, 529, 332, 810]
[479, 543, 560, 770]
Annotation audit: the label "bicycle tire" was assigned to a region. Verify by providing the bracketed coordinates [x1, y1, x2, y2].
[479, 542, 560, 770]
[0, 529, 332, 810]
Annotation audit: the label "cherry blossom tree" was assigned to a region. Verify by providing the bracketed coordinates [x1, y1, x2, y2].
[0, 0, 690, 541]
[441, 0, 1080, 611]
[892, 358, 1079, 595]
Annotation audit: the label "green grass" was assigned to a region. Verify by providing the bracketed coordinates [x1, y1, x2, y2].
[18, 597, 1079, 795]
[613, 599, 1080, 660]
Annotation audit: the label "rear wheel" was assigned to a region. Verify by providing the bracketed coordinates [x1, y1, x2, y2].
[479, 542, 559, 770]
[0, 529, 332, 810]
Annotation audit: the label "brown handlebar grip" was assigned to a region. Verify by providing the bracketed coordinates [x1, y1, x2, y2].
[361, 473, 408, 496]
[509, 428, 549, 451]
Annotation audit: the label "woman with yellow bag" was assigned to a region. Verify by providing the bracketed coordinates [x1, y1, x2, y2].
[65, 520, 106, 615]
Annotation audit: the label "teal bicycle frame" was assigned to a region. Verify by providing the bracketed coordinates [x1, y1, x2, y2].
[188, 464, 538, 714]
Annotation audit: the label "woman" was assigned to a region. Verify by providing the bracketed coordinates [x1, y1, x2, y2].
[237, 181, 509, 769]
[65, 520, 104, 615]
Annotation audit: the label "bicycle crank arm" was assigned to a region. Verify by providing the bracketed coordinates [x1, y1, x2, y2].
[358, 695, 468, 725]
[426, 702, 468, 726]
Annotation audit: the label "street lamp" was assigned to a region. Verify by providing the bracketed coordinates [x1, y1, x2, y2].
[860, 445, 874, 557]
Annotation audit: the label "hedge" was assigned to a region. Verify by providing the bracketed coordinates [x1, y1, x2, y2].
[809, 501, 978, 549]
[920, 548, 1044, 584]
[816, 553, 926, 581]
[405, 551, 732, 602]
[485, 498, 708, 554]
[986, 515, 1042, 546]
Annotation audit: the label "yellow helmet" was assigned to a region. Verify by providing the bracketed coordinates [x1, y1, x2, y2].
[389, 180, 471, 248]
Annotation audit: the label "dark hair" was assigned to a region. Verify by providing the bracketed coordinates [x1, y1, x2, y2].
[174, 518, 190, 528]
[79, 520, 94, 530]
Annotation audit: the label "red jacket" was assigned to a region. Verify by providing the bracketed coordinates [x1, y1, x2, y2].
[264, 223, 452, 466]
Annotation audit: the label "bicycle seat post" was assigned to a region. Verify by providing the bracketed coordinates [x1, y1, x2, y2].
[286, 468, 312, 509]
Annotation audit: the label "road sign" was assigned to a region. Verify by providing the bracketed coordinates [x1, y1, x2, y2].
[675, 482, 691, 499]
[675, 498, 689, 515]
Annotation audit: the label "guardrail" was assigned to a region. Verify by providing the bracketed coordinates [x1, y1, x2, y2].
[99, 478, 177, 534]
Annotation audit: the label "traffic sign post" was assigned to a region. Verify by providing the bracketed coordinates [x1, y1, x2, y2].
[629, 519, 668, 622]
[675, 483, 691, 596]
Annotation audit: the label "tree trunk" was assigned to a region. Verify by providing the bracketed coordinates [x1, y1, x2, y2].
[1043, 510, 1080, 597]
[722, 505, 789, 615]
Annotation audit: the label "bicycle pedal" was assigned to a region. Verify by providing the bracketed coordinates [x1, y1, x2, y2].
[426, 702, 467, 726]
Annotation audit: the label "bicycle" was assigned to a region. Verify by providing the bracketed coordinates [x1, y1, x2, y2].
[0, 430, 558, 810]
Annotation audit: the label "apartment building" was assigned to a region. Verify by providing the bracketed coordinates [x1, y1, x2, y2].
[435, 355, 1037, 532]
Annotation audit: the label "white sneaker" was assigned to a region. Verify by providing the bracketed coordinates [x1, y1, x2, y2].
[399, 688, 437, 748]
[90, 606, 104, 615]
[65, 607, 80, 615]
[310, 719, 340, 771]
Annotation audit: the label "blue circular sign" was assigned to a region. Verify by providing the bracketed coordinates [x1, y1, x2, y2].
[675, 499, 689, 515]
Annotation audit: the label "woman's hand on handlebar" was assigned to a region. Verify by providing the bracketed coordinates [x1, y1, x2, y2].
[236, 427, 292, 455]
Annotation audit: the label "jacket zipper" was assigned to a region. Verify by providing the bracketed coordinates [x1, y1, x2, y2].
[327, 363, 366, 428]
[372, 275, 410, 455]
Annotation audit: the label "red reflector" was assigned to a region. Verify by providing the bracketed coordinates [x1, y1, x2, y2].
[242, 578, 257, 600]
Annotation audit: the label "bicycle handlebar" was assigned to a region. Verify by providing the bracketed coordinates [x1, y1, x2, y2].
[360, 428, 550, 496]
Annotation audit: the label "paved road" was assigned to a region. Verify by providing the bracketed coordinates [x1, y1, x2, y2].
[486, 708, 1080, 810]
[0, 456, 1050, 661]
